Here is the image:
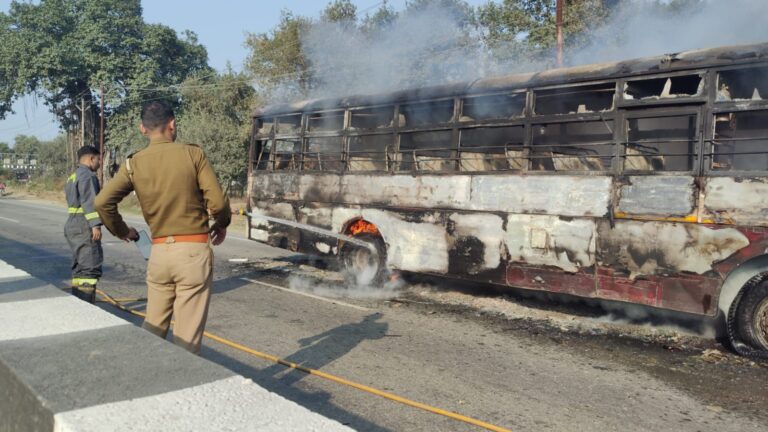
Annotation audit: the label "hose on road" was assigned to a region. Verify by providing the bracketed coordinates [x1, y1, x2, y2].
[95, 288, 512, 432]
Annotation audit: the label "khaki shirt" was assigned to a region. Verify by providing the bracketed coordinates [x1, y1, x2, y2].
[95, 137, 231, 239]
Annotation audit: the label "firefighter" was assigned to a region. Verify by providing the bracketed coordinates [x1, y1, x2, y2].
[64, 145, 103, 303]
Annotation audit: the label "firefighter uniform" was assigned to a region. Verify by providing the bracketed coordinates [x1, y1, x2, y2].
[64, 165, 103, 303]
[95, 137, 231, 354]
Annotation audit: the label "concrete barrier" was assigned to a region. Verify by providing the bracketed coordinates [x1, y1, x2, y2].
[0, 260, 354, 432]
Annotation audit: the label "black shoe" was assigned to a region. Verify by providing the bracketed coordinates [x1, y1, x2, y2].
[72, 283, 97, 304]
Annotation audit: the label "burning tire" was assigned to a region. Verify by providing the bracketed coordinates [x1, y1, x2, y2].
[734, 279, 768, 354]
[340, 233, 388, 287]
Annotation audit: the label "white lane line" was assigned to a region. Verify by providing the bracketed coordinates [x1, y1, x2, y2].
[0, 216, 19, 223]
[239, 277, 371, 312]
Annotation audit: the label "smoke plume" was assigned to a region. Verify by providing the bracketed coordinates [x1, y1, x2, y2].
[288, 0, 768, 101]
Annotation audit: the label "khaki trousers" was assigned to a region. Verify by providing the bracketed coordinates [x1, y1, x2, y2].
[143, 241, 213, 354]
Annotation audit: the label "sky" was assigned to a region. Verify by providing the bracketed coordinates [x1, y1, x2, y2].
[0, 0, 491, 145]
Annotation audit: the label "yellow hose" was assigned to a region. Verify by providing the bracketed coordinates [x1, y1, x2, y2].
[95, 289, 512, 432]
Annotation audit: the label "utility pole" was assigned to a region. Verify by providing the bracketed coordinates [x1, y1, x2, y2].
[80, 96, 85, 148]
[556, 0, 564, 68]
[99, 85, 105, 185]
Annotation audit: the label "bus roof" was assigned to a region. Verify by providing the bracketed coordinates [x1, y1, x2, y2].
[254, 42, 768, 117]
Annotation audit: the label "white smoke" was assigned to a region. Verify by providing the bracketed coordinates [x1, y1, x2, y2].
[286, 0, 768, 101]
[288, 268, 405, 300]
[571, 0, 768, 65]
[301, 4, 480, 99]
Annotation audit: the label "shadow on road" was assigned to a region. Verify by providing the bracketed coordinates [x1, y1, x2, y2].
[261, 313, 388, 387]
[203, 314, 393, 432]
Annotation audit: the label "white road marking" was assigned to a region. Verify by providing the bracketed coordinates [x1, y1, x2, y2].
[0, 216, 19, 223]
[53, 376, 353, 432]
[240, 277, 371, 312]
[0, 296, 129, 342]
[0, 260, 29, 278]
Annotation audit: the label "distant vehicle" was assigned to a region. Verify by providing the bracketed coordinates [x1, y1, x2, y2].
[14, 171, 29, 183]
[246, 42, 768, 357]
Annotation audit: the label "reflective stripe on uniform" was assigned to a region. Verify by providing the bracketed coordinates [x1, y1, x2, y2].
[72, 277, 98, 286]
[85, 212, 99, 220]
[68, 207, 85, 214]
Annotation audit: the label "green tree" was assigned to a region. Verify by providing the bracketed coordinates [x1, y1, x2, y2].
[321, 0, 358, 26]
[361, 1, 397, 36]
[0, 142, 10, 154]
[477, 0, 619, 68]
[0, 0, 209, 157]
[12, 135, 42, 156]
[175, 71, 257, 190]
[245, 10, 313, 98]
[36, 135, 69, 176]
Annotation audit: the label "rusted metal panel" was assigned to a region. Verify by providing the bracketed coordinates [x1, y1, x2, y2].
[703, 177, 768, 226]
[596, 267, 659, 307]
[658, 275, 719, 315]
[712, 227, 768, 276]
[505, 266, 595, 297]
[505, 215, 597, 273]
[596, 268, 719, 315]
[617, 176, 696, 217]
[469, 176, 611, 216]
[596, 220, 749, 279]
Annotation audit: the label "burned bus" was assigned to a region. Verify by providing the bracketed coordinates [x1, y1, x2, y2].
[246, 42, 768, 356]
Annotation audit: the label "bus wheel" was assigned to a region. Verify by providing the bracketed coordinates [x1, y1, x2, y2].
[734, 278, 768, 355]
[340, 233, 387, 287]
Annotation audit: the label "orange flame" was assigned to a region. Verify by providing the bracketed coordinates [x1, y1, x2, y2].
[348, 219, 379, 236]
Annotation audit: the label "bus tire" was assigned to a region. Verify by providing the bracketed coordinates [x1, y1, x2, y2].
[340, 233, 387, 287]
[734, 278, 768, 355]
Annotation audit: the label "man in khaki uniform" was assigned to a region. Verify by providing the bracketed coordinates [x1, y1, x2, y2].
[95, 101, 230, 354]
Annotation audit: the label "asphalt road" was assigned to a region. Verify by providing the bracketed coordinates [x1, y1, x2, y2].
[1, 196, 766, 432]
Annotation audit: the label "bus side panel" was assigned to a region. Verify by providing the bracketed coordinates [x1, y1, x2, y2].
[596, 219, 749, 315]
[703, 177, 768, 226]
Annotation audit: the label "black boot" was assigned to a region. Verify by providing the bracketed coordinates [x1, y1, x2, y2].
[71, 279, 97, 304]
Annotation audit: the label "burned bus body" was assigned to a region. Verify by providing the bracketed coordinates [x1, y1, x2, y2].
[247, 42, 768, 355]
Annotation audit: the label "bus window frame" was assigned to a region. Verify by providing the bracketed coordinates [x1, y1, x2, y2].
[528, 116, 618, 174]
[706, 105, 768, 176]
[302, 109, 346, 172]
[250, 60, 768, 178]
[619, 106, 703, 175]
[617, 70, 708, 108]
[532, 81, 617, 117]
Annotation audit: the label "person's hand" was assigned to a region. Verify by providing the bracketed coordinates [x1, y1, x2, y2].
[210, 225, 227, 246]
[91, 226, 102, 242]
[122, 227, 139, 242]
